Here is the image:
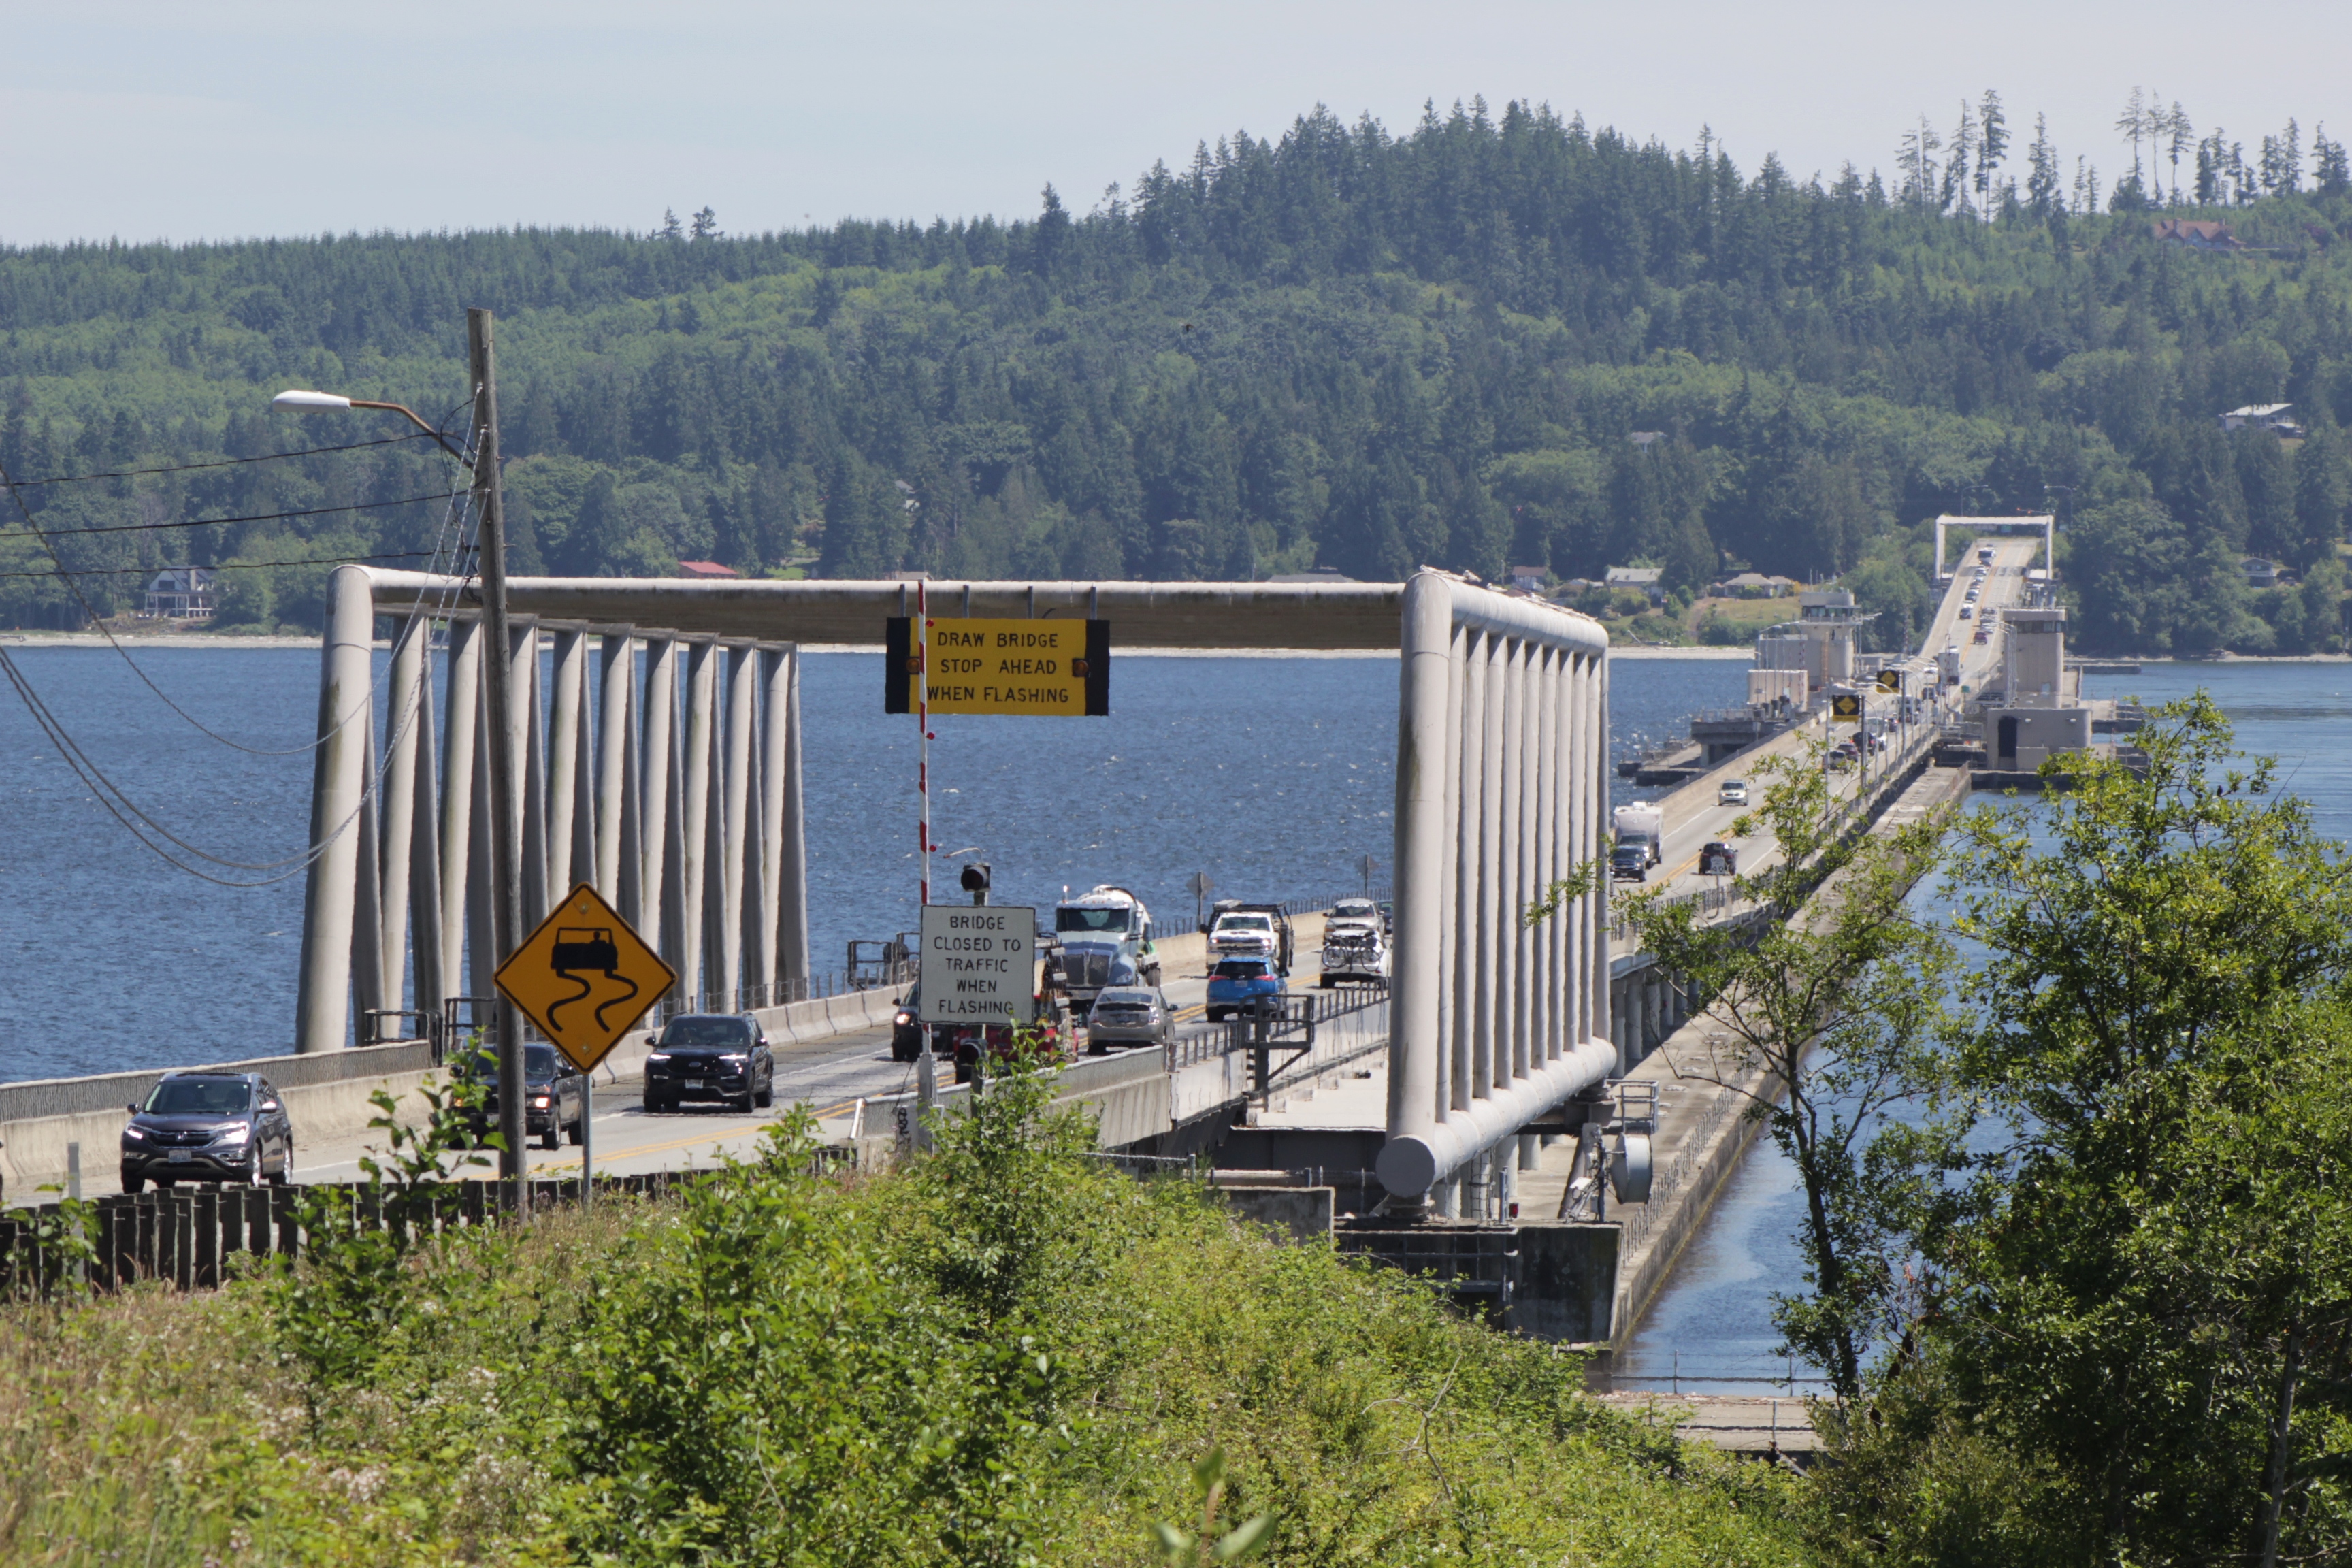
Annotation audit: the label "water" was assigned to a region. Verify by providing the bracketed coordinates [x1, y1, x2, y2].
[0, 643, 1741, 1083]
[1619, 659, 2352, 1392]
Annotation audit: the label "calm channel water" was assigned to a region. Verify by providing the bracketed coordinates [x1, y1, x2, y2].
[0, 643, 1740, 1083]
[1618, 660, 2352, 1393]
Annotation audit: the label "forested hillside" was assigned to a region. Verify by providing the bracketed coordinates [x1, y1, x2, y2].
[5, 97, 2352, 653]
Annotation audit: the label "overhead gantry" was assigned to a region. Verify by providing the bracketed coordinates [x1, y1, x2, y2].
[295, 567, 1614, 1208]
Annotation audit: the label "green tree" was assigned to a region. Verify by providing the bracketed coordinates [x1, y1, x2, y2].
[1929, 697, 2352, 1565]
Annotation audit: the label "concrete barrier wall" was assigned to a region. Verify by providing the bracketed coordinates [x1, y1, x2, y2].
[0, 983, 912, 1201]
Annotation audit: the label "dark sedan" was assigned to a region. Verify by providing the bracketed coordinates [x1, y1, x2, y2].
[453, 1043, 589, 1150]
[120, 1071, 293, 1191]
[643, 1013, 775, 1113]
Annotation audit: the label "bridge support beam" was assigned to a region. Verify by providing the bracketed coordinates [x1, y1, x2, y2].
[1379, 572, 1614, 1205]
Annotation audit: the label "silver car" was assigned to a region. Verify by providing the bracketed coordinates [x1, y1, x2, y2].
[1085, 985, 1173, 1051]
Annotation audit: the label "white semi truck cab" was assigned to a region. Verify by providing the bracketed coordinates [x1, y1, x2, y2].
[1053, 885, 1161, 1015]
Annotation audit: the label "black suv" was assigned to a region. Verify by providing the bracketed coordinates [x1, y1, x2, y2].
[892, 986, 923, 1061]
[120, 1071, 293, 1191]
[453, 1043, 588, 1150]
[644, 1014, 775, 1113]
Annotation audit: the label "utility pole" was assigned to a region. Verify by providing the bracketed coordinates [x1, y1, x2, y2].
[469, 307, 529, 1214]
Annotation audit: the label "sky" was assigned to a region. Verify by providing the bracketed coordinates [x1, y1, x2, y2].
[2, 0, 2348, 246]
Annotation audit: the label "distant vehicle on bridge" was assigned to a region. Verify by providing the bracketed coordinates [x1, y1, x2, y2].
[1207, 902, 1295, 973]
[453, 1042, 592, 1147]
[1085, 985, 1173, 1050]
[1207, 957, 1288, 1022]
[120, 1071, 293, 1192]
[1056, 885, 1162, 1015]
[1318, 917, 1388, 987]
[642, 1015, 774, 1116]
[1699, 840, 1739, 877]
[1978, 544, 1995, 564]
[1612, 804, 1665, 881]
[1717, 779, 1748, 806]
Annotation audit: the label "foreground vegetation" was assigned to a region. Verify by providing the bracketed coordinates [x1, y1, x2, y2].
[0, 1082, 1801, 1566]
[2, 98, 2351, 651]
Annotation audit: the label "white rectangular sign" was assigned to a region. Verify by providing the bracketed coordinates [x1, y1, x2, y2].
[918, 904, 1037, 1026]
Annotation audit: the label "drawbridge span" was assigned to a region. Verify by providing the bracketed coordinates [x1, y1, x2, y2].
[297, 566, 1614, 1203]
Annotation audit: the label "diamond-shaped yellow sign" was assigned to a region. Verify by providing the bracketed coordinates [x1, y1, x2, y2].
[494, 882, 677, 1073]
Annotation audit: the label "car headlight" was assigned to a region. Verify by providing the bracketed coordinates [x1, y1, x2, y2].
[721, 1052, 748, 1063]
[122, 1126, 147, 1142]
[647, 1051, 670, 1062]
[531, 1095, 551, 1108]
[213, 1124, 251, 1145]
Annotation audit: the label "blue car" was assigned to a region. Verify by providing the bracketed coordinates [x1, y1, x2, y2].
[1206, 958, 1288, 1022]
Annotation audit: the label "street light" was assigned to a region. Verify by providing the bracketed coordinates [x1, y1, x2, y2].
[274, 310, 528, 1211]
[272, 389, 472, 463]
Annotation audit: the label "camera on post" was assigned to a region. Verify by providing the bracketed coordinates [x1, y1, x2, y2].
[960, 862, 992, 904]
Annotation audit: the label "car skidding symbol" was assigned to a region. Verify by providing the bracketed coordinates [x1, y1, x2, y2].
[548, 926, 639, 1034]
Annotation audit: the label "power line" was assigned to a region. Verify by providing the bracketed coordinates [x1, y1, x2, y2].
[0, 431, 441, 490]
[0, 549, 447, 581]
[0, 438, 475, 757]
[0, 489, 466, 539]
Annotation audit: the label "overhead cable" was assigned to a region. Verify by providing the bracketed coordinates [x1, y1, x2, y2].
[0, 431, 440, 490]
[0, 489, 466, 539]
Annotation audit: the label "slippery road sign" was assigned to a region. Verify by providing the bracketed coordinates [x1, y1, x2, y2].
[495, 883, 677, 1073]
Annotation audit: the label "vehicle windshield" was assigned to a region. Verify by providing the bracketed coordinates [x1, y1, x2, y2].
[1213, 960, 1271, 979]
[524, 1043, 561, 1078]
[144, 1079, 250, 1117]
[1217, 914, 1273, 931]
[664, 1017, 754, 1047]
[1332, 901, 1374, 917]
[1058, 906, 1131, 934]
[1096, 988, 1156, 1007]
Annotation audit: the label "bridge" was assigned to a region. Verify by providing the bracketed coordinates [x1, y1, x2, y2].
[3, 535, 2076, 1350]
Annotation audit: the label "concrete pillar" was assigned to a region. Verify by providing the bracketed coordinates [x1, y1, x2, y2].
[294, 566, 375, 1054]
[1510, 639, 1539, 1083]
[773, 648, 810, 993]
[1587, 655, 1612, 1050]
[719, 643, 757, 1009]
[1530, 646, 1557, 1064]
[546, 627, 590, 899]
[1518, 1133, 1541, 1171]
[1473, 633, 1507, 1102]
[594, 629, 634, 904]
[1387, 574, 1455, 1158]
[438, 618, 482, 1003]
[406, 640, 444, 1020]
[640, 638, 685, 1003]
[513, 622, 551, 938]
[465, 674, 495, 1003]
[378, 618, 428, 1010]
[1433, 623, 1465, 1115]
[1448, 627, 1483, 1118]
[754, 649, 787, 1003]
[350, 690, 385, 1026]
[679, 640, 719, 1009]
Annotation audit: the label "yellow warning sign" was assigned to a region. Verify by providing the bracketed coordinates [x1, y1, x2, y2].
[886, 617, 1109, 716]
[1877, 668, 1903, 693]
[1831, 693, 1863, 723]
[494, 883, 677, 1073]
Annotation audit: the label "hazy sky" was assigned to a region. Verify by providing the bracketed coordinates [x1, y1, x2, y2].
[3, 0, 2347, 246]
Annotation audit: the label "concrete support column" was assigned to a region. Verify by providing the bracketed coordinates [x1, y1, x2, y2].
[1472, 634, 1506, 1102]
[1387, 574, 1456, 1158]
[1511, 640, 1539, 1082]
[719, 644, 757, 1009]
[512, 621, 551, 938]
[594, 630, 634, 904]
[1587, 655, 1612, 1051]
[754, 649, 788, 1002]
[774, 648, 810, 993]
[438, 619, 482, 1003]
[465, 672, 495, 1002]
[350, 686, 386, 1026]
[378, 619, 428, 1011]
[1518, 1132, 1541, 1171]
[1433, 625, 1465, 1115]
[546, 628, 590, 898]
[295, 565, 376, 1054]
[406, 639, 444, 1021]
[679, 640, 719, 1009]
[1530, 646, 1556, 1064]
[1448, 628, 1484, 1117]
[640, 639, 682, 994]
